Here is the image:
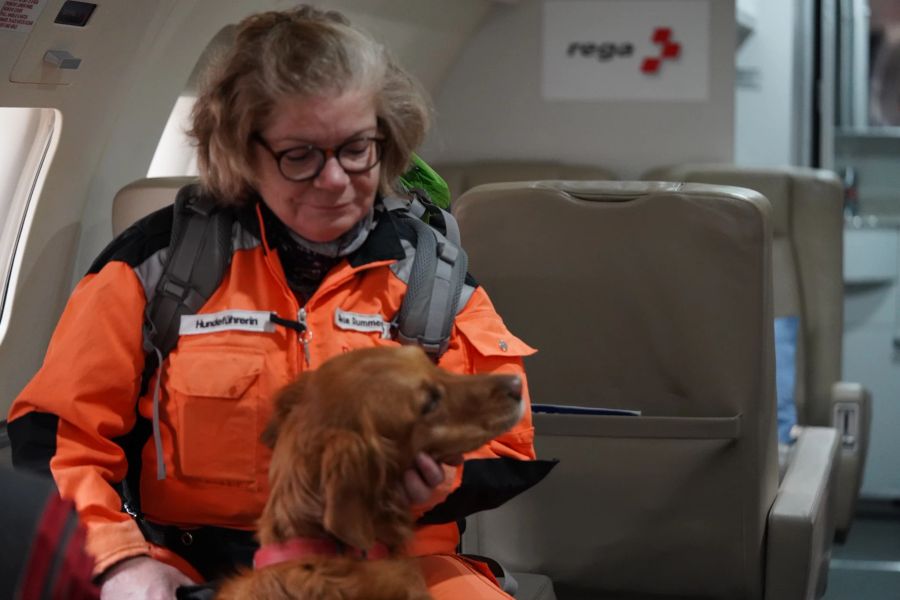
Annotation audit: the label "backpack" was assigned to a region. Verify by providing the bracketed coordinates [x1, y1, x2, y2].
[130, 157, 468, 489]
[144, 155, 465, 367]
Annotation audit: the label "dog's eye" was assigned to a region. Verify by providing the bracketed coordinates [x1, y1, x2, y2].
[421, 385, 443, 415]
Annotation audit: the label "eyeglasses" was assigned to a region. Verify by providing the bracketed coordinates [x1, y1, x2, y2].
[253, 133, 385, 182]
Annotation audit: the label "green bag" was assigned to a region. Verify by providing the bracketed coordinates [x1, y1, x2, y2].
[398, 154, 451, 209]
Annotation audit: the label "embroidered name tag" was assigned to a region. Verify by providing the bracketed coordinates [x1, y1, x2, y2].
[180, 310, 275, 335]
[334, 308, 389, 337]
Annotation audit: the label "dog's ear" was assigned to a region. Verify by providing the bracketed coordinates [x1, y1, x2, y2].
[320, 429, 383, 551]
[262, 376, 308, 448]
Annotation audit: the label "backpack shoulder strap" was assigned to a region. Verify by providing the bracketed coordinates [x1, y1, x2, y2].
[385, 193, 469, 360]
[143, 184, 234, 359]
[138, 185, 234, 482]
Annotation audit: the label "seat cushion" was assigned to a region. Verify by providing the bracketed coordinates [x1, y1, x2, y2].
[512, 572, 557, 600]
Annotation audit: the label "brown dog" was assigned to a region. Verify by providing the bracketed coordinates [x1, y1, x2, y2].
[216, 345, 524, 600]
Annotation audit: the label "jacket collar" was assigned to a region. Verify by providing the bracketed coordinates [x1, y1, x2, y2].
[236, 196, 407, 268]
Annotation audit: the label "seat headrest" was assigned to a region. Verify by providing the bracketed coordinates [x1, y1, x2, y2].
[644, 164, 841, 238]
[433, 160, 616, 201]
[454, 179, 773, 417]
[112, 176, 199, 236]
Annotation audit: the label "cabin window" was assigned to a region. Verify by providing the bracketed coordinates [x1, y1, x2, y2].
[147, 93, 199, 178]
[148, 25, 235, 178]
[0, 107, 59, 326]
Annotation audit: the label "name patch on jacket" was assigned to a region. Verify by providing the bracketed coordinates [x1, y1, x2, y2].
[334, 308, 390, 337]
[180, 310, 275, 335]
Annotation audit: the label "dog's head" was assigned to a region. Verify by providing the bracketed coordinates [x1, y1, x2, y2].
[260, 345, 523, 551]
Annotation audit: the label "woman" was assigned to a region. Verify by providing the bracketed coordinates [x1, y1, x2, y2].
[7, 6, 536, 599]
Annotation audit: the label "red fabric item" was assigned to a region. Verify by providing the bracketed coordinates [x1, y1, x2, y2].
[52, 523, 100, 600]
[18, 494, 99, 600]
[18, 493, 70, 599]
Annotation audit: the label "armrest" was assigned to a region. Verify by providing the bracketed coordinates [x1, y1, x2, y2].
[765, 426, 839, 600]
[830, 382, 872, 538]
[831, 382, 871, 457]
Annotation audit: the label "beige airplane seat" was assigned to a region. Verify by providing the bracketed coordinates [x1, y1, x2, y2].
[645, 164, 871, 541]
[454, 181, 839, 600]
[430, 160, 616, 201]
[112, 176, 199, 236]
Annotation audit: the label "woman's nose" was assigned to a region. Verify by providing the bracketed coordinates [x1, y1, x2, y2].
[314, 156, 350, 189]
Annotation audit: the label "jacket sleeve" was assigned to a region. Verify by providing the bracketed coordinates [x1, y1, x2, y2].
[414, 286, 539, 524]
[7, 261, 154, 575]
[451, 286, 536, 461]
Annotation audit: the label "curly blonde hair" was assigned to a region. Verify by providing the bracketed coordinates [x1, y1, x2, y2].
[190, 6, 430, 203]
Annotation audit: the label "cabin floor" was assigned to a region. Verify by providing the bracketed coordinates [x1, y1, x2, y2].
[824, 500, 900, 599]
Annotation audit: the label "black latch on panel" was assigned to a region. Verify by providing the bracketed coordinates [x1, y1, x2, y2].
[54, 1, 96, 27]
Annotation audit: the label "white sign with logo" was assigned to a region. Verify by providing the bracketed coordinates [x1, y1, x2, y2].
[542, 0, 711, 101]
[0, 0, 48, 32]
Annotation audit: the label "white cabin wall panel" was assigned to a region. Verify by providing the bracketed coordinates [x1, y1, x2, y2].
[423, 0, 736, 179]
[73, 0, 493, 279]
[734, 0, 801, 166]
[0, 0, 181, 412]
[71, 0, 285, 283]
[0, 24, 30, 85]
[0, 0, 305, 407]
[327, 0, 493, 93]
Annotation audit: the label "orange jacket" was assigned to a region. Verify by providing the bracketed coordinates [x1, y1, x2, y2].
[8, 200, 535, 578]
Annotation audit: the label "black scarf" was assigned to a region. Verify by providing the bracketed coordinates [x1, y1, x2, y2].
[257, 201, 376, 301]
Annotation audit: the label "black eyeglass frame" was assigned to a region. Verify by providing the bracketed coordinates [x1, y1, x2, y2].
[252, 133, 386, 182]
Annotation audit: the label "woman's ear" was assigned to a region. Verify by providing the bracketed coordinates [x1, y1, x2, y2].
[320, 429, 382, 550]
[262, 376, 308, 448]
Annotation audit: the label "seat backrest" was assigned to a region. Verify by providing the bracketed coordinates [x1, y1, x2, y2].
[645, 165, 844, 428]
[455, 181, 778, 598]
[432, 160, 615, 202]
[112, 176, 197, 236]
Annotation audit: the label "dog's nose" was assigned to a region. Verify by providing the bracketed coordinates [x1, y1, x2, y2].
[501, 375, 522, 401]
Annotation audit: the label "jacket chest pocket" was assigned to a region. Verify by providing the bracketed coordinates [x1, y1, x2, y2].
[166, 350, 264, 486]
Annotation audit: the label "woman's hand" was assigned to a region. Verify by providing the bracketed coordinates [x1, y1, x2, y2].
[99, 555, 194, 600]
[403, 452, 464, 508]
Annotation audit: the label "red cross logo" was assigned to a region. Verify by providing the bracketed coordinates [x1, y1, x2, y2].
[641, 27, 681, 74]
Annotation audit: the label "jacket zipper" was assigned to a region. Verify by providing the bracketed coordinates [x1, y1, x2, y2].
[269, 309, 312, 367]
[297, 307, 311, 367]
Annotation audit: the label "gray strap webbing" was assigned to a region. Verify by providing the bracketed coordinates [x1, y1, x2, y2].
[395, 216, 468, 359]
[149, 346, 165, 480]
[142, 185, 233, 479]
[143, 186, 233, 359]
[380, 195, 407, 212]
[383, 194, 461, 247]
[461, 554, 519, 596]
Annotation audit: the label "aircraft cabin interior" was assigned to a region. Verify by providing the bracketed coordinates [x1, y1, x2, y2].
[0, 0, 898, 598]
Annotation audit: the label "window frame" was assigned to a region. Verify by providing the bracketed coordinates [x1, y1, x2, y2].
[0, 108, 61, 341]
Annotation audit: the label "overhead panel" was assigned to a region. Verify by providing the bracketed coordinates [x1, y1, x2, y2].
[8, 0, 100, 85]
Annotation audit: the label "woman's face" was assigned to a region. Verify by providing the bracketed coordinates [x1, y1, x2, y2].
[253, 89, 380, 242]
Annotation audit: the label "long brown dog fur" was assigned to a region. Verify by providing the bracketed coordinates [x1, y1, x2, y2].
[216, 345, 523, 600]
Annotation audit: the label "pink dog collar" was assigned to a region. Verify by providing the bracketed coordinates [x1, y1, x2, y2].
[254, 537, 392, 568]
